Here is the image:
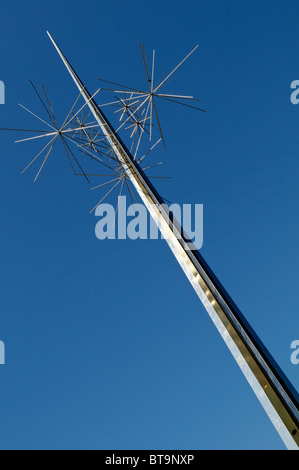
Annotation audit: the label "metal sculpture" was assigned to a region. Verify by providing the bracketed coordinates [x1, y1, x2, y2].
[1, 32, 298, 449]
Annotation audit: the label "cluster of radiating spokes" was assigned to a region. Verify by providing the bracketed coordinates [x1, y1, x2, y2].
[1, 39, 205, 212]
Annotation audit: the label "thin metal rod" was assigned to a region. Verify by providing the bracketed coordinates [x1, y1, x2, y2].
[34, 135, 58, 181]
[18, 103, 57, 131]
[90, 178, 122, 213]
[21, 135, 57, 174]
[153, 45, 199, 93]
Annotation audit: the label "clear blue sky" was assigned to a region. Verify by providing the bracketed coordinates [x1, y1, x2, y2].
[0, 0, 298, 450]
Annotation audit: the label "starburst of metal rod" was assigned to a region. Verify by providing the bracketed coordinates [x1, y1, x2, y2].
[1, 75, 170, 209]
[7, 83, 116, 183]
[1, 40, 182, 207]
[98, 38, 206, 151]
